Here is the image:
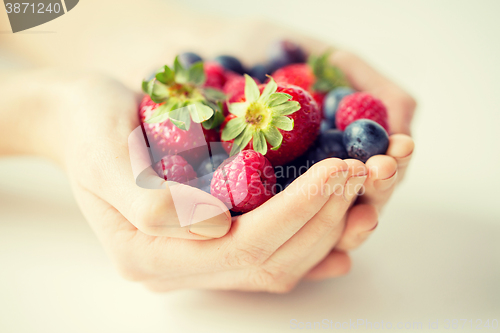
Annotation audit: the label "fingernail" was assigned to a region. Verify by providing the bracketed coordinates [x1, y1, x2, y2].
[324, 169, 349, 196]
[344, 175, 367, 202]
[189, 204, 231, 238]
[373, 171, 398, 191]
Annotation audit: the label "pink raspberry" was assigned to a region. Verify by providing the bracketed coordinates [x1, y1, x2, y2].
[335, 92, 390, 132]
[210, 150, 276, 213]
[154, 155, 197, 186]
[203, 61, 227, 89]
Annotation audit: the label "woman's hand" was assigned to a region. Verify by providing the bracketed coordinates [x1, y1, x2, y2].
[1, 70, 367, 292]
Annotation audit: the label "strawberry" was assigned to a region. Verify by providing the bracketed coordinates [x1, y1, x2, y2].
[140, 57, 226, 165]
[139, 96, 220, 165]
[335, 92, 390, 132]
[204, 61, 227, 89]
[221, 75, 321, 166]
[272, 52, 350, 109]
[223, 72, 260, 103]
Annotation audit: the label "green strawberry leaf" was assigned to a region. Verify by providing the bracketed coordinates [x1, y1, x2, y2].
[203, 88, 227, 101]
[190, 102, 214, 123]
[258, 76, 277, 102]
[252, 130, 267, 156]
[149, 81, 170, 103]
[230, 126, 253, 156]
[270, 101, 301, 116]
[267, 92, 292, 107]
[228, 102, 249, 117]
[262, 126, 283, 150]
[187, 62, 206, 85]
[169, 105, 192, 131]
[155, 65, 175, 84]
[202, 108, 225, 130]
[244, 74, 260, 103]
[173, 56, 189, 84]
[221, 117, 246, 141]
[145, 103, 173, 124]
[142, 79, 152, 95]
[309, 51, 349, 92]
[272, 116, 294, 131]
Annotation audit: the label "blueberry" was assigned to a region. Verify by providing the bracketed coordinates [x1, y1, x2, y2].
[343, 119, 389, 162]
[196, 153, 230, 189]
[323, 87, 355, 126]
[178, 52, 203, 68]
[197, 153, 229, 176]
[320, 120, 334, 133]
[248, 64, 270, 83]
[214, 55, 245, 74]
[308, 129, 349, 162]
[268, 40, 307, 71]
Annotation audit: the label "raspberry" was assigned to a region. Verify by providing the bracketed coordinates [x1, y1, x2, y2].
[335, 92, 390, 132]
[210, 150, 276, 213]
[154, 155, 197, 185]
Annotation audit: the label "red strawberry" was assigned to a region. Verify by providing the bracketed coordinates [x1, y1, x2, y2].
[154, 155, 198, 186]
[139, 95, 219, 165]
[140, 56, 226, 165]
[223, 72, 260, 103]
[204, 61, 227, 89]
[273, 63, 315, 91]
[210, 150, 276, 212]
[335, 92, 390, 132]
[221, 75, 321, 166]
[272, 53, 350, 110]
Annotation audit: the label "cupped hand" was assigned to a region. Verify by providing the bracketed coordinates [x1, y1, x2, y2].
[50, 73, 369, 292]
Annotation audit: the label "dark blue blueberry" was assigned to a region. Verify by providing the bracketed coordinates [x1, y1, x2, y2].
[197, 153, 229, 177]
[194, 153, 229, 190]
[323, 87, 355, 126]
[214, 55, 245, 75]
[308, 129, 349, 162]
[248, 64, 270, 83]
[178, 52, 203, 68]
[320, 120, 334, 133]
[268, 40, 307, 71]
[343, 119, 389, 162]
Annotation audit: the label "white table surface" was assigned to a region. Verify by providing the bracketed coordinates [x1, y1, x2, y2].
[1, 0, 499, 332]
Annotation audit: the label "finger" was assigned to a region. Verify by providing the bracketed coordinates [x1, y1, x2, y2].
[266, 159, 367, 268]
[72, 123, 231, 239]
[357, 154, 398, 211]
[386, 134, 414, 183]
[331, 50, 416, 135]
[303, 250, 351, 280]
[336, 204, 378, 251]
[228, 158, 350, 257]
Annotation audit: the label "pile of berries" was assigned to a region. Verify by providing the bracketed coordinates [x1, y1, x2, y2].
[138, 41, 390, 213]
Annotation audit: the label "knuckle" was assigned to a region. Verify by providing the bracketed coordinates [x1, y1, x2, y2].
[223, 242, 271, 267]
[247, 264, 296, 293]
[132, 196, 173, 236]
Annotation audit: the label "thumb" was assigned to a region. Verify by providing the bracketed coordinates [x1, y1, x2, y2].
[75, 125, 231, 240]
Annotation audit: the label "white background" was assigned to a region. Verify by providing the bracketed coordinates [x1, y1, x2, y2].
[1, 0, 499, 331]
